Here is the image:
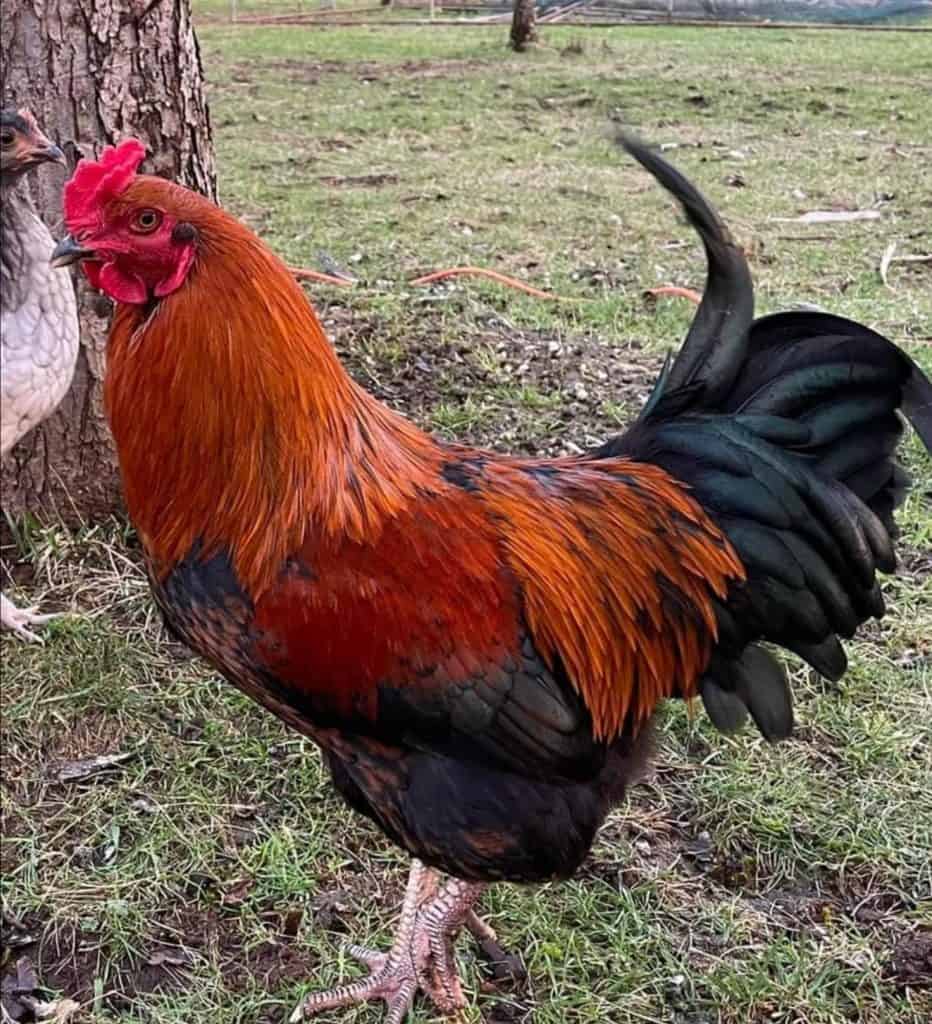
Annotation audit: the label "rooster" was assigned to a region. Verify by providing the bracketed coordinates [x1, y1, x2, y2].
[52, 137, 930, 1022]
[1, 108, 78, 641]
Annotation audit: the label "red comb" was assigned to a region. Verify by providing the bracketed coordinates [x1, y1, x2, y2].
[64, 139, 147, 235]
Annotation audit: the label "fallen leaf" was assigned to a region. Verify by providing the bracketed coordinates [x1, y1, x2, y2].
[221, 877, 254, 907]
[0, 911, 35, 951]
[1, 957, 39, 1022]
[2, 957, 38, 996]
[53, 752, 136, 784]
[130, 794, 158, 815]
[312, 891, 352, 930]
[146, 947, 194, 968]
[22, 997, 80, 1022]
[282, 907, 304, 938]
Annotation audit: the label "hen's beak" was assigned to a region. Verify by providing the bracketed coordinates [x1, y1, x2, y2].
[38, 142, 67, 166]
[19, 135, 66, 167]
[51, 235, 95, 268]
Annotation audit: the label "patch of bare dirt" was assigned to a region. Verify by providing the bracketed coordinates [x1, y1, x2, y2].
[222, 936, 316, 993]
[323, 307, 663, 456]
[0, 904, 325, 1016]
[898, 543, 932, 582]
[885, 929, 932, 991]
[0, 915, 182, 1016]
[481, 999, 534, 1023]
[216, 56, 502, 93]
[45, 714, 136, 767]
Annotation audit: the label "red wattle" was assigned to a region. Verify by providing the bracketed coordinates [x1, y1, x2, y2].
[81, 261, 103, 291]
[98, 262, 149, 305]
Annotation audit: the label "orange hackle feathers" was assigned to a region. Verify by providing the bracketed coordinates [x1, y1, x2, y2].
[104, 176, 442, 599]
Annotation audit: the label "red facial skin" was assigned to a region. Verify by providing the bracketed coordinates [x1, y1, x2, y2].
[63, 141, 195, 306]
[78, 205, 196, 305]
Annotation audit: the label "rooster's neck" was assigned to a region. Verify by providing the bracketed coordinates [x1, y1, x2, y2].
[104, 251, 441, 596]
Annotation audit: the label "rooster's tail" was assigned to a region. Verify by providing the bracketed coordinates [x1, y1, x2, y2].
[607, 135, 932, 740]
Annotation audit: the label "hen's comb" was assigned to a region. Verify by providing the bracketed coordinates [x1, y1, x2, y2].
[64, 139, 147, 234]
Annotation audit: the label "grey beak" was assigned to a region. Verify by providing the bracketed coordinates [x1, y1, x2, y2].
[24, 141, 67, 168]
[44, 143, 67, 166]
[50, 234, 94, 268]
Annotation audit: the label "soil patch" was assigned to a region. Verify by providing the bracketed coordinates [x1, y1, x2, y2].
[0, 905, 323, 1016]
[324, 307, 663, 455]
[885, 929, 932, 990]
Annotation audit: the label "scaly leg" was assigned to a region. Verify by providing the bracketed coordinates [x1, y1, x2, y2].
[419, 877, 487, 1011]
[1, 591, 60, 643]
[292, 860, 485, 1023]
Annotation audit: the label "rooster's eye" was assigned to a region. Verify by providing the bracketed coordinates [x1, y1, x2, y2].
[132, 209, 161, 234]
[0, 130, 15, 147]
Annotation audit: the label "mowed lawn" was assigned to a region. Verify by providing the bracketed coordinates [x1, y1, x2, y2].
[2, 13, 930, 1024]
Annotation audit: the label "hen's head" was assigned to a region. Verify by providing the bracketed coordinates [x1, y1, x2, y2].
[52, 139, 212, 305]
[1, 108, 65, 185]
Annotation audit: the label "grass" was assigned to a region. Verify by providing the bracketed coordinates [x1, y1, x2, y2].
[2, 12, 932, 1024]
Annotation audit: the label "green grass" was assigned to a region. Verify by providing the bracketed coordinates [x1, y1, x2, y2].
[2, 13, 931, 1024]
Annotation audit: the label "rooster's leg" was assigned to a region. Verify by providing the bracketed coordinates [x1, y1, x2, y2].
[293, 859, 485, 1023]
[419, 876, 488, 1009]
[1, 592, 60, 643]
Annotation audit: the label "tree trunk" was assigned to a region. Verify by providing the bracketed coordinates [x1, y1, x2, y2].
[510, 0, 538, 51]
[0, 0, 215, 523]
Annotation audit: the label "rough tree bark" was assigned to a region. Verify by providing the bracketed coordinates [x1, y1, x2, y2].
[0, 0, 215, 522]
[510, 0, 538, 51]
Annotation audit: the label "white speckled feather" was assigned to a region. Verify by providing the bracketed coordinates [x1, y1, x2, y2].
[1, 199, 80, 456]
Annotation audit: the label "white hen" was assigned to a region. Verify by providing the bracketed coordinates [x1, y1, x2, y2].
[1, 108, 79, 641]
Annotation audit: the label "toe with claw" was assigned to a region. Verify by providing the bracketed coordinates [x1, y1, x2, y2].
[292, 861, 487, 1023]
[1, 592, 62, 643]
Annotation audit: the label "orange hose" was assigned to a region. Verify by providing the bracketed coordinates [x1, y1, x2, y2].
[287, 265, 355, 287]
[288, 261, 703, 309]
[646, 285, 702, 304]
[410, 266, 566, 301]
